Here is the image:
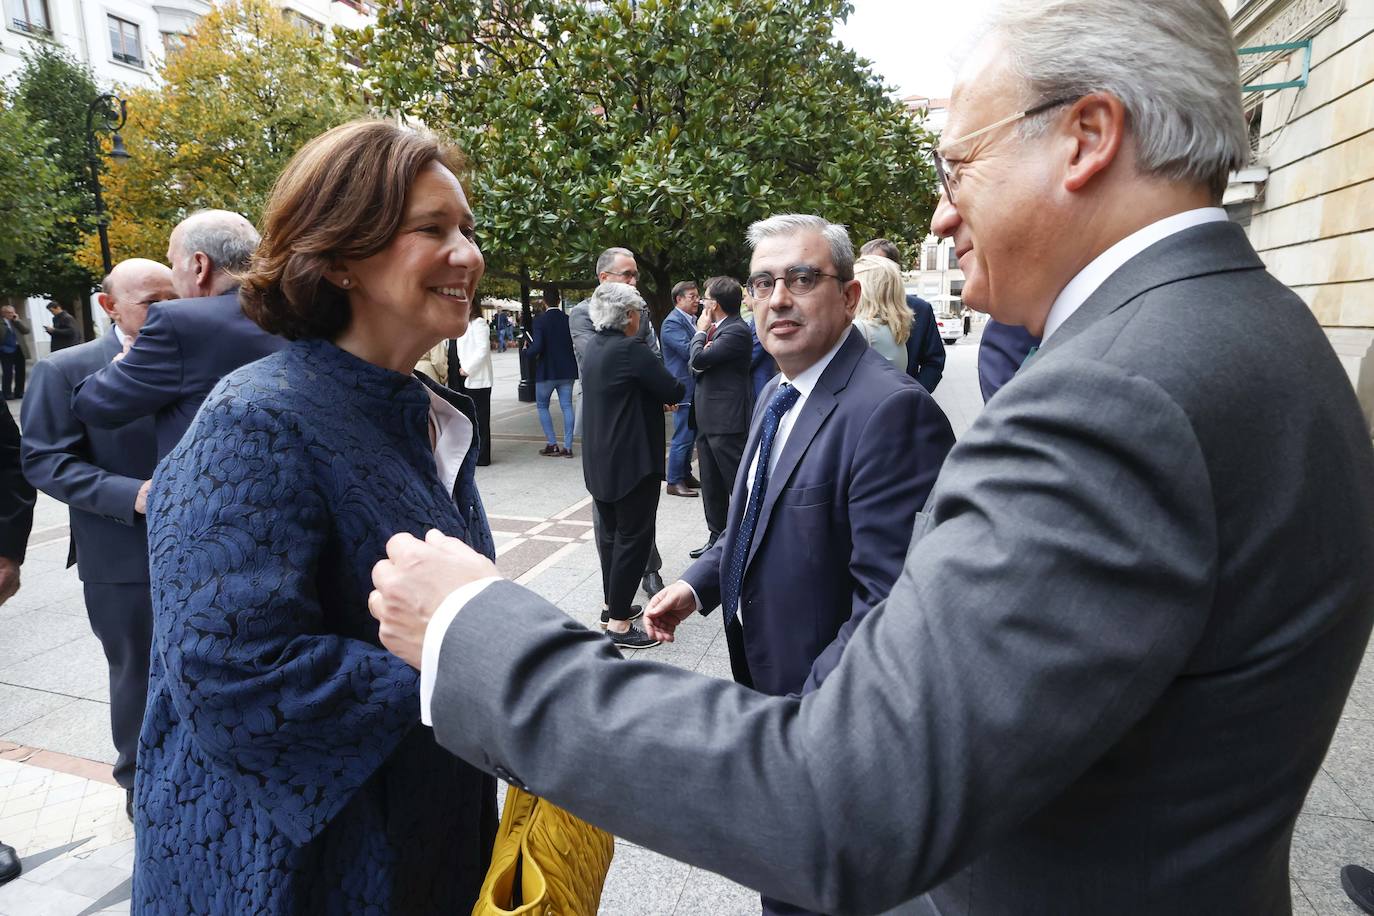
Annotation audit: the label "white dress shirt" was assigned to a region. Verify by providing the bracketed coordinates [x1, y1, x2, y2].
[1041, 208, 1228, 343]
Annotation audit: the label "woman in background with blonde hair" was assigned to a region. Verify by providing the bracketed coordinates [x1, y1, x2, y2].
[851, 254, 912, 371]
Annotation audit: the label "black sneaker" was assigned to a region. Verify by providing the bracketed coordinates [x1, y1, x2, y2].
[606, 625, 660, 649]
[600, 605, 644, 628]
[1343, 865, 1374, 915]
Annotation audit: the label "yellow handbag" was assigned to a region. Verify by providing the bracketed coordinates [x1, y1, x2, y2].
[472, 784, 616, 916]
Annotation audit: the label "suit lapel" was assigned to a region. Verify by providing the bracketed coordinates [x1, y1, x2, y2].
[1038, 220, 1264, 358]
[744, 328, 864, 572]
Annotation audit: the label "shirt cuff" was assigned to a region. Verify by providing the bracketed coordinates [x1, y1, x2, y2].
[419, 576, 503, 726]
[684, 581, 704, 613]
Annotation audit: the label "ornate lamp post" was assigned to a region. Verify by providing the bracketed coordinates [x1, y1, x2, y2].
[84, 92, 131, 339]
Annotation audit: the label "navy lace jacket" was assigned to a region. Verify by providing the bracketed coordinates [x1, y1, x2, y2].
[133, 338, 498, 914]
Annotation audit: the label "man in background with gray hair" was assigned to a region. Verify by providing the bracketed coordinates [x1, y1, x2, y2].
[368, 2, 1374, 913]
[572, 246, 668, 598]
[73, 209, 284, 458]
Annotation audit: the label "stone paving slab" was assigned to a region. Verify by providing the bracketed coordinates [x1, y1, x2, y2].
[3, 330, 1373, 914]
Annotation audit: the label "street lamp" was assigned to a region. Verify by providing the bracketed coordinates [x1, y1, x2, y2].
[85, 92, 130, 339]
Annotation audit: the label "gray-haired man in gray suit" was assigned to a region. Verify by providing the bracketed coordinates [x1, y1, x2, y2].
[369, 2, 1374, 914]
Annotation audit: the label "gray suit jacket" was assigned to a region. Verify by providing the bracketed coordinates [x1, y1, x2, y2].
[429, 221, 1374, 915]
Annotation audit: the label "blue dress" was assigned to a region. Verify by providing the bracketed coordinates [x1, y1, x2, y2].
[133, 338, 498, 914]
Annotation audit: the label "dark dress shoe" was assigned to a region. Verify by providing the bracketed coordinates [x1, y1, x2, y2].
[665, 483, 699, 498]
[685, 473, 702, 489]
[0, 841, 21, 885]
[641, 571, 665, 597]
[689, 534, 718, 559]
[1343, 865, 1374, 914]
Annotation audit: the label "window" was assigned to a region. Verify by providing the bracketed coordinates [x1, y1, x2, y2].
[6, 0, 50, 35]
[282, 9, 322, 34]
[160, 30, 184, 54]
[922, 246, 938, 272]
[108, 15, 143, 67]
[947, 245, 959, 271]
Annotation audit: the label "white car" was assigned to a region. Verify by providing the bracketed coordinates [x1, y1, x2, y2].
[934, 311, 968, 344]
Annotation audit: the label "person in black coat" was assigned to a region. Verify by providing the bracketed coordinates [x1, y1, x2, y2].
[0, 406, 35, 886]
[578, 281, 684, 650]
[688, 276, 753, 555]
[43, 302, 79, 352]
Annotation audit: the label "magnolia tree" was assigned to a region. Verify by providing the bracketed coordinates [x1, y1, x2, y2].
[357, 0, 938, 317]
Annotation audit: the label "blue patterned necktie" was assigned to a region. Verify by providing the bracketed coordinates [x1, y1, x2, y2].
[722, 382, 801, 621]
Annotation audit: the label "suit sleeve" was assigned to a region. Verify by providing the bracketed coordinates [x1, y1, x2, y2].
[642, 318, 661, 358]
[689, 323, 752, 372]
[526, 315, 546, 361]
[428, 357, 1217, 914]
[912, 308, 946, 394]
[72, 304, 184, 428]
[660, 317, 692, 370]
[632, 343, 685, 405]
[0, 409, 35, 562]
[148, 389, 419, 846]
[802, 386, 955, 692]
[568, 308, 592, 364]
[20, 359, 143, 526]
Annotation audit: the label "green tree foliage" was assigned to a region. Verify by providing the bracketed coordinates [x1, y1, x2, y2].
[358, 0, 938, 315]
[81, 0, 367, 272]
[0, 88, 75, 285]
[2, 46, 100, 303]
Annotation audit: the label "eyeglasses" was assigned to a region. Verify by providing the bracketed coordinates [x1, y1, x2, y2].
[932, 96, 1078, 202]
[747, 266, 846, 299]
[606, 269, 639, 281]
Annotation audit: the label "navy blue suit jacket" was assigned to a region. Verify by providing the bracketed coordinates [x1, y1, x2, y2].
[659, 307, 697, 405]
[905, 295, 946, 393]
[71, 291, 285, 458]
[977, 319, 1040, 403]
[526, 307, 579, 382]
[682, 327, 955, 696]
[21, 329, 157, 583]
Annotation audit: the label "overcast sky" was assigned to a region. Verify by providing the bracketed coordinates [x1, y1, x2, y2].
[832, 0, 996, 100]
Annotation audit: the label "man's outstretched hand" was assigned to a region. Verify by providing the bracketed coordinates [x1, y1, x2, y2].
[644, 580, 698, 642]
[369, 530, 500, 668]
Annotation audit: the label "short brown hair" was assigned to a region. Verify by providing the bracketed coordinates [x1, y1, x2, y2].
[240, 119, 467, 340]
[859, 238, 903, 269]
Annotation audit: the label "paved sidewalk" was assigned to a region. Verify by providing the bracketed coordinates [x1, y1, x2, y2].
[2, 326, 1371, 914]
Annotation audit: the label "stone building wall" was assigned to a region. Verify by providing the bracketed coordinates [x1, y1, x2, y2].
[1230, 0, 1374, 433]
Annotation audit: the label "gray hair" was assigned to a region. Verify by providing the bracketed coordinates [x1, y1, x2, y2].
[983, 0, 1247, 199]
[595, 246, 635, 279]
[174, 210, 261, 274]
[588, 281, 645, 332]
[746, 215, 855, 281]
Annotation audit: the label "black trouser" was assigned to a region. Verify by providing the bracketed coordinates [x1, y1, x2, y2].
[593, 475, 660, 620]
[696, 430, 747, 537]
[467, 386, 492, 465]
[83, 581, 154, 790]
[0, 351, 24, 398]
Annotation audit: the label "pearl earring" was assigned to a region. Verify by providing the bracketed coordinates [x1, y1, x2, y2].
[340, 278, 351, 288]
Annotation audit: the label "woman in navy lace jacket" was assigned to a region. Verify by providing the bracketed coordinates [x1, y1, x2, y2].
[133, 120, 498, 913]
